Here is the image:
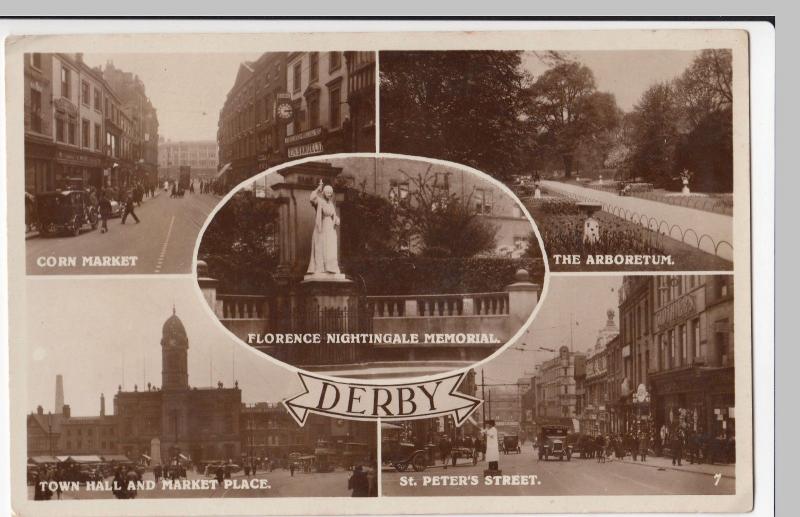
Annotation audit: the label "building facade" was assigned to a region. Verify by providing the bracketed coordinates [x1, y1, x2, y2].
[23, 53, 159, 199]
[158, 139, 219, 182]
[102, 60, 160, 189]
[581, 310, 619, 436]
[537, 346, 586, 425]
[613, 275, 736, 439]
[216, 52, 376, 191]
[217, 53, 288, 187]
[647, 275, 735, 439]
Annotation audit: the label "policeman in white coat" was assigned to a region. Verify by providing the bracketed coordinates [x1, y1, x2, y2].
[482, 419, 500, 471]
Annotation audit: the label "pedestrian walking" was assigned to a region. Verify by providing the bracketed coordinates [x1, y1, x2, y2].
[671, 427, 685, 466]
[98, 191, 112, 233]
[121, 191, 140, 224]
[639, 431, 650, 462]
[438, 434, 452, 469]
[348, 465, 370, 497]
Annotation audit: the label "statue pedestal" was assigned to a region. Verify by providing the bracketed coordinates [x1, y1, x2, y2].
[279, 276, 368, 367]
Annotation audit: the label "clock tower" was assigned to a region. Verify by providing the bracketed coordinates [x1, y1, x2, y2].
[161, 307, 189, 391]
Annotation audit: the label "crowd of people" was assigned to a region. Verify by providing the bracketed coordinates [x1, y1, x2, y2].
[574, 424, 736, 466]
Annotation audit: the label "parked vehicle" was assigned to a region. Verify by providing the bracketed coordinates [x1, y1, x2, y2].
[381, 437, 427, 472]
[450, 445, 478, 466]
[36, 190, 98, 237]
[538, 425, 572, 461]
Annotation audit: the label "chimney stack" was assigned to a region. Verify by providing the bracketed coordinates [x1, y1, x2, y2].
[36, 405, 43, 415]
[55, 375, 64, 414]
[62, 404, 71, 419]
[100, 393, 106, 416]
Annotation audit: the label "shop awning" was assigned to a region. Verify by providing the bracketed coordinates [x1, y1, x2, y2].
[215, 163, 232, 180]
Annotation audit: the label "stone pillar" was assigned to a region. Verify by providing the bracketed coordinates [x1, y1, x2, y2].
[196, 260, 219, 315]
[505, 269, 540, 335]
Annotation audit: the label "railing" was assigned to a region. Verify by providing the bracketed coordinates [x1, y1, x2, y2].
[366, 292, 509, 318]
[217, 294, 268, 320]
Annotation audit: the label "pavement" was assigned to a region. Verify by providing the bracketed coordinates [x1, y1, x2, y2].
[540, 180, 734, 261]
[382, 446, 735, 496]
[26, 192, 219, 275]
[28, 467, 365, 499]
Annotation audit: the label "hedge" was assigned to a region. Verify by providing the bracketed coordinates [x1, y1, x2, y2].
[341, 256, 545, 295]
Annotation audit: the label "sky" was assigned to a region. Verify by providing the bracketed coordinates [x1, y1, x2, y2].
[482, 275, 623, 387]
[521, 50, 700, 112]
[83, 53, 261, 142]
[26, 277, 296, 417]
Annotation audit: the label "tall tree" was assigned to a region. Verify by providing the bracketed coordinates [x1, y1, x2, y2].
[626, 82, 682, 185]
[674, 49, 733, 192]
[527, 62, 621, 178]
[380, 51, 528, 181]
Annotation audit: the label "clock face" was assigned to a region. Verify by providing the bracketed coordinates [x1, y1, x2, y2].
[277, 104, 292, 119]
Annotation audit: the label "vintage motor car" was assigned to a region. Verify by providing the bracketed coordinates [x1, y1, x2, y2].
[503, 435, 522, 454]
[36, 190, 98, 237]
[538, 425, 572, 461]
[381, 437, 427, 472]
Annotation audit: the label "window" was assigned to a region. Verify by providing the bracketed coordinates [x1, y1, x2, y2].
[692, 318, 701, 358]
[680, 324, 688, 363]
[94, 123, 101, 150]
[81, 81, 90, 106]
[293, 62, 302, 92]
[94, 88, 101, 111]
[329, 85, 341, 128]
[56, 118, 65, 142]
[308, 96, 320, 128]
[474, 188, 493, 215]
[31, 53, 42, 69]
[30, 88, 42, 133]
[329, 51, 341, 71]
[309, 52, 319, 82]
[68, 118, 77, 145]
[81, 119, 90, 147]
[61, 67, 71, 98]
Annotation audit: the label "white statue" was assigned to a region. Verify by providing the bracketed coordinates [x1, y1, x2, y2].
[307, 180, 341, 275]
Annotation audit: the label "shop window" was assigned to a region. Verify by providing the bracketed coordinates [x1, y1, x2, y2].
[329, 51, 341, 72]
[329, 85, 341, 129]
[309, 52, 319, 83]
[61, 67, 71, 98]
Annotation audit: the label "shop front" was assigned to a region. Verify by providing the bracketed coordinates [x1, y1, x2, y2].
[649, 366, 735, 440]
[53, 145, 105, 192]
[25, 136, 56, 195]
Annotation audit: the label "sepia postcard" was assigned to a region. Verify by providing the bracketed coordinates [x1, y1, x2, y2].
[5, 27, 755, 516]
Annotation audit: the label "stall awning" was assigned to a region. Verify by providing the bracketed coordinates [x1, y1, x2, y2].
[102, 454, 133, 463]
[67, 455, 103, 463]
[215, 163, 232, 179]
[28, 456, 59, 464]
[381, 422, 403, 430]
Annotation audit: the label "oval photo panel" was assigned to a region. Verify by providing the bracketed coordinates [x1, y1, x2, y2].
[195, 155, 549, 381]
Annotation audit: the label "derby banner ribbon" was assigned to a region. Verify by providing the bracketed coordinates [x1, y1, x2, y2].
[283, 371, 482, 426]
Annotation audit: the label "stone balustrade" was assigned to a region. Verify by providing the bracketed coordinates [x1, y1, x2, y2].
[367, 292, 510, 319]
[217, 294, 269, 320]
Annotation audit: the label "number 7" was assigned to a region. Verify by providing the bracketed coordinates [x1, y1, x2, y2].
[713, 473, 722, 486]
